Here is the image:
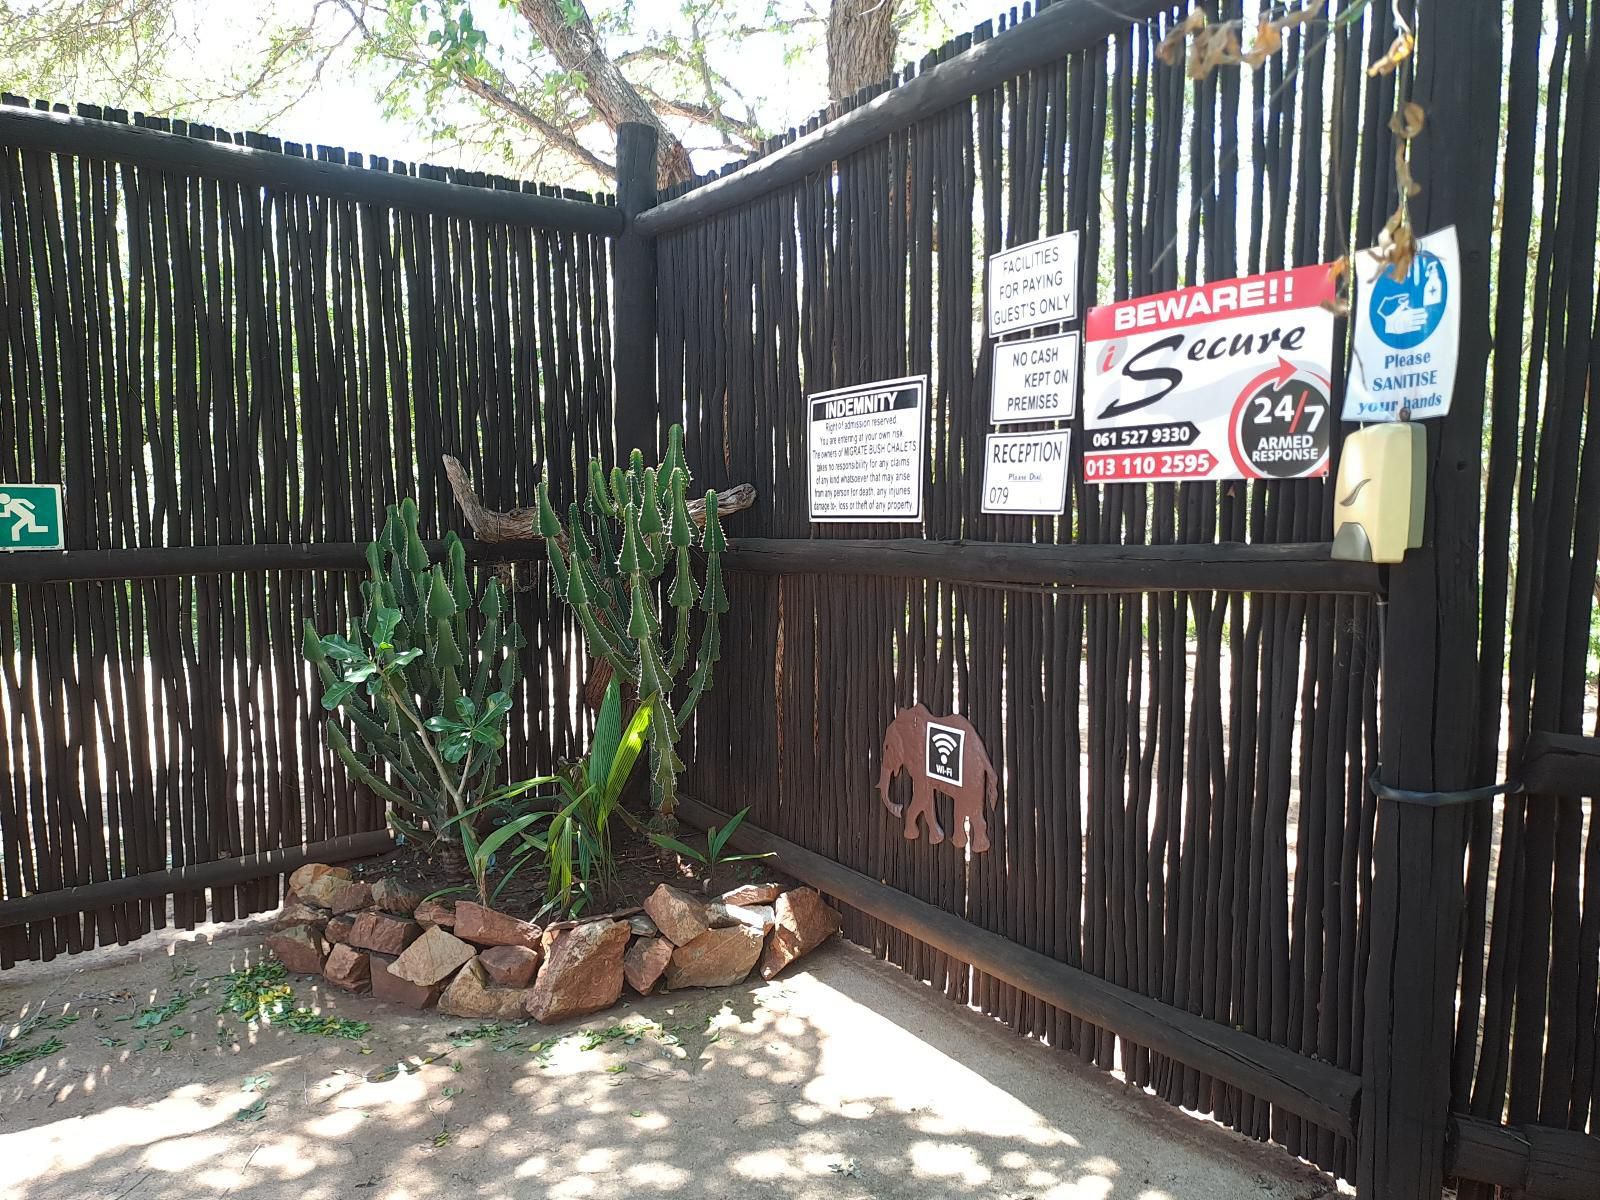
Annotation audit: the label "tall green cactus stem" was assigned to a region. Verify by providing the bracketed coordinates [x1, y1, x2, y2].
[302, 498, 525, 858]
[537, 424, 727, 820]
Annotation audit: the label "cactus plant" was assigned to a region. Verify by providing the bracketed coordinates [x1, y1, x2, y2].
[535, 424, 727, 821]
[303, 498, 525, 891]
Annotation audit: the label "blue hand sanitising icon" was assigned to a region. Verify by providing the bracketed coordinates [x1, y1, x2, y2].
[1369, 249, 1447, 350]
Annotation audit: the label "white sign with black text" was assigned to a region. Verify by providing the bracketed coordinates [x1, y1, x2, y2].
[988, 231, 1080, 337]
[807, 375, 927, 523]
[1343, 226, 1460, 422]
[981, 430, 1072, 516]
[990, 331, 1079, 424]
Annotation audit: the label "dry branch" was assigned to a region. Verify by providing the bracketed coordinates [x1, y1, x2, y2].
[442, 455, 756, 542]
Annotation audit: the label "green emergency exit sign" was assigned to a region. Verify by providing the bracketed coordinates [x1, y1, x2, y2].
[0, 484, 64, 551]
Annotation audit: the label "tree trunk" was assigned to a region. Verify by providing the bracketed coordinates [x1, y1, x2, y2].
[515, 0, 695, 185]
[826, 0, 901, 101]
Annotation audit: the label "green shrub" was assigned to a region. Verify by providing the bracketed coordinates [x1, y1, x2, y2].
[304, 499, 524, 897]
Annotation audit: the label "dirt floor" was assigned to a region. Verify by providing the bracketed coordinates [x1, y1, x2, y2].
[0, 916, 1337, 1200]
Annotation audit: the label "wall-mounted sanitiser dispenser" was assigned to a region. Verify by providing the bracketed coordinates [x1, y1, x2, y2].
[1331, 421, 1426, 563]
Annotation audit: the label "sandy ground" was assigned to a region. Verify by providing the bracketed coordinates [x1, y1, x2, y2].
[0, 917, 1336, 1200]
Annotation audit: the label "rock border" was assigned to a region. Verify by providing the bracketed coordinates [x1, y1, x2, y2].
[264, 875, 840, 1022]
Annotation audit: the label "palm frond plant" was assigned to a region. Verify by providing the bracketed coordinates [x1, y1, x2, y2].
[453, 677, 651, 918]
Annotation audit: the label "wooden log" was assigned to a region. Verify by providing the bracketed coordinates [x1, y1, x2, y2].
[613, 123, 660, 462]
[0, 538, 545, 583]
[1448, 1114, 1600, 1200]
[0, 103, 624, 237]
[441, 453, 757, 542]
[1359, 2, 1502, 1198]
[674, 795, 1361, 1137]
[720, 538, 1382, 595]
[637, 0, 1176, 236]
[0, 830, 395, 928]
[1521, 731, 1600, 797]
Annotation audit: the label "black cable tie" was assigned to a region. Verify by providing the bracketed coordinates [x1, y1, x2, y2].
[1368, 774, 1524, 807]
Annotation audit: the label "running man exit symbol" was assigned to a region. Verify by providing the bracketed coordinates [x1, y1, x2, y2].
[925, 721, 966, 787]
[0, 484, 65, 551]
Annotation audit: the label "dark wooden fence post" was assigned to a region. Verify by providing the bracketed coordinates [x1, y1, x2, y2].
[612, 122, 659, 463]
[1357, 2, 1502, 1198]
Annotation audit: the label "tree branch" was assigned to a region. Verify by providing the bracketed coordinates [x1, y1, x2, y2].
[513, 0, 693, 184]
[454, 71, 616, 179]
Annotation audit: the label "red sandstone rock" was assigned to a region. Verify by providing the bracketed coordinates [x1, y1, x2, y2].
[329, 880, 374, 914]
[623, 936, 674, 996]
[454, 901, 541, 950]
[265, 925, 329, 975]
[347, 911, 422, 956]
[287, 862, 348, 896]
[414, 898, 456, 929]
[274, 899, 330, 929]
[718, 882, 783, 906]
[298, 872, 361, 909]
[524, 919, 629, 1023]
[325, 913, 357, 945]
[478, 944, 539, 988]
[369, 953, 443, 1009]
[758, 887, 841, 980]
[439, 959, 532, 1021]
[323, 943, 371, 991]
[389, 925, 476, 987]
[706, 901, 775, 932]
[665, 925, 764, 990]
[370, 877, 426, 916]
[642, 884, 709, 947]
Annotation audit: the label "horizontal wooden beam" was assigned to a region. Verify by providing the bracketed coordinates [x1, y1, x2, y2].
[720, 538, 1383, 595]
[637, 0, 1174, 236]
[1522, 731, 1600, 797]
[0, 539, 545, 583]
[0, 830, 395, 928]
[0, 104, 623, 238]
[3, 537, 1378, 595]
[1448, 1114, 1600, 1200]
[675, 795, 1361, 1138]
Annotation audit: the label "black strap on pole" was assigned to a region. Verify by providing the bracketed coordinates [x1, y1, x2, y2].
[1369, 774, 1523, 808]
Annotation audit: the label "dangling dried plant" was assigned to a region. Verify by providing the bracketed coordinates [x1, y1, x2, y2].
[1156, 1, 1328, 81]
[1376, 101, 1426, 278]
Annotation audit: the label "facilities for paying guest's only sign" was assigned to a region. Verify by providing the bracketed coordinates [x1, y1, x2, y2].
[1082, 264, 1339, 484]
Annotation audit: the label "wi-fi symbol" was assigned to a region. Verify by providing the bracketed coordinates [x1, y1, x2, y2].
[930, 730, 960, 763]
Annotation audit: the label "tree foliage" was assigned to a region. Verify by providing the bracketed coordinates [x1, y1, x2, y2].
[2, 0, 954, 184]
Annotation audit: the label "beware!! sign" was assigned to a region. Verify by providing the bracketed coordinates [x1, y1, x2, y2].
[1082, 265, 1339, 484]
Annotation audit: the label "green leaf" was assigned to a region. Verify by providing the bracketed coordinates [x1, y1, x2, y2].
[322, 681, 357, 710]
[472, 811, 551, 869]
[708, 807, 750, 859]
[601, 697, 653, 806]
[370, 606, 402, 646]
[320, 634, 363, 662]
[589, 679, 623, 790]
[647, 833, 706, 864]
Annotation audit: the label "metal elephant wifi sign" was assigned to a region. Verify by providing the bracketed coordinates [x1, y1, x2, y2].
[1082, 265, 1339, 484]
